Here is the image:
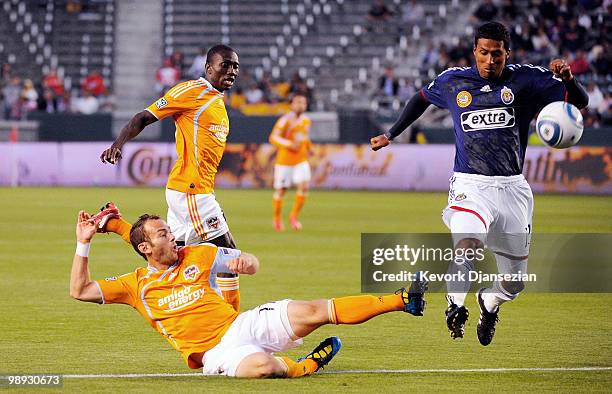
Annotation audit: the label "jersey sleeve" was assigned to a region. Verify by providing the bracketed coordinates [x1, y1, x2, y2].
[269, 116, 289, 147]
[211, 247, 242, 275]
[95, 273, 137, 306]
[421, 74, 448, 109]
[145, 82, 194, 120]
[527, 67, 567, 109]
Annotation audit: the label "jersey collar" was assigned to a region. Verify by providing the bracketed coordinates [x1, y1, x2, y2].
[199, 77, 224, 96]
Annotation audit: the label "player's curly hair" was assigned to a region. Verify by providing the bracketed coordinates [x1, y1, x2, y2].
[474, 22, 511, 51]
[130, 214, 161, 261]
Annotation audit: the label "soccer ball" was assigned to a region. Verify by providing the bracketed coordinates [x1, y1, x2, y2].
[535, 101, 584, 149]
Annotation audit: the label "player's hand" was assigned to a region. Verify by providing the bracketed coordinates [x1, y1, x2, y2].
[227, 253, 259, 275]
[100, 145, 122, 164]
[370, 134, 390, 151]
[549, 59, 573, 81]
[76, 210, 97, 244]
[289, 140, 302, 152]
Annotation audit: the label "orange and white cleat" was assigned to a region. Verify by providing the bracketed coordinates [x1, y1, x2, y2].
[91, 202, 121, 233]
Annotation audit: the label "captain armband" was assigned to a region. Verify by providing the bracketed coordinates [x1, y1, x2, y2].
[217, 275, 240, 291]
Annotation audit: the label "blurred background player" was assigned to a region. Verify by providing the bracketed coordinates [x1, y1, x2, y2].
[269, 93, 312, 231]
[370, 22, 588, 346]
[99, 44, 240, 249]
[70, 210, 427, 378]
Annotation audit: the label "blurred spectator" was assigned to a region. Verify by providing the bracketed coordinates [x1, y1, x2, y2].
[245, 83, 264, 104]
[402, 0, 424, 26]
[471, 0, 498, 23]
[229, 88, 247, 109]
[537, 0, 557, 21]
[155, 58, 181, 96]
[20, 79, 39, 114]
[272, 78, 291, 101]
[531, 26, 555, 56]
[81, 70, 107, 97]
[73, 90, 99, 114]
[586, 82, 604, 113]
[37, 88, 58, 113]
[289, 73, 312, 101]
[43, 68, 65, 97]
[366, 0, 393, 32]
[57, 90, 72, 113]
[2, 75, 21, 119]
[188, 48, 207, 79]
[569, 50, 591, 75]
[170, 50, 186, 79]
[397, 78, 416, 102]
[66, 0, 82, 13]
[560, 18, 586, 52]
[1, 63, 11, 86]
[590, 44, 610, 76]
[500, 0, 519, 20]
[379, 66, 399, 97]
[598, 92, 611, 125]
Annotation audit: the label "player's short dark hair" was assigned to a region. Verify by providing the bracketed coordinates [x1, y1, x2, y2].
[130, 214, 161, 261]
[474, 22, 511, 51]
[206, 44, 237, 64]
[289, 92, 308, 103]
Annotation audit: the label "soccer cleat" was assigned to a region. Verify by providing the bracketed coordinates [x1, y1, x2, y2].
[445, 296, 469, 339]
[396, 271, 428, 316]
[273, 218, 284, 232]
[476, 288, 499, 346]
[289, 216, 302, 231]
[298, 336, 342, 372]
[91, 202, 121, 233]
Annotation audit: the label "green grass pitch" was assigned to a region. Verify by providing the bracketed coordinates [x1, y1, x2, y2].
[1, 187, 610, 392]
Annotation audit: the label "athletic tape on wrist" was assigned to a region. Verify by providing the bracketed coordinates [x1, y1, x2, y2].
[76, 242, 91, 257]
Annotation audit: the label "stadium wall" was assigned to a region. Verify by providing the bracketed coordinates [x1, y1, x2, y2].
[1, 142, 610, 194]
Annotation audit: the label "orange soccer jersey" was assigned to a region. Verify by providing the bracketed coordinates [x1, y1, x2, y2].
[146, 78, 230, 194]
[269, 112, 311, 166]
[96, 244, 240, 369]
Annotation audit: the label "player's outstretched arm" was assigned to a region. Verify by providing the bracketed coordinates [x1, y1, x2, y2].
[100, 110, 158, 164]
[70, 211, 103, 303]
[370, 92, 430, 151]
[226, 252, 259, 275]
[549, 59, 589, 109]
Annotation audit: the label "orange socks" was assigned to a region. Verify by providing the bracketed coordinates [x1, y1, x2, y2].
[276, 356, 318, 378]
[106, 217, 132, 244]
[330, 294, 404, 324]
[273, 197, 283, 220]
[289, 193, 306, 220]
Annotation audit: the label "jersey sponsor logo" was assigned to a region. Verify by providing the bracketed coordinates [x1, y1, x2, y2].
[455, 193, 467, 201]
[155, 98, 168, 109]
[183, 265, 200, 281]
[460, 107, 515, 131]
[456, 90, 472, 108]
[157, 284, 205, 312]
[105, 276, 117, 281]
[500, 86, 514, 104]
[209, 119, 229, 142]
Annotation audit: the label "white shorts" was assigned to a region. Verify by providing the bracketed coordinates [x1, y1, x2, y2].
[442, 172, 534, 256]
[273, 161, 311, 189]
[165, 188, 229, 245]
[202, 299, 303, 377]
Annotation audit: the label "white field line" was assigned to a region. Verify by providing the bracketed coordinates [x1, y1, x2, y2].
[62, 367, 612, 379]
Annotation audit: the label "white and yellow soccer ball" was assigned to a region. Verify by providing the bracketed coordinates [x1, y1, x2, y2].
[535, 101, 584, 149]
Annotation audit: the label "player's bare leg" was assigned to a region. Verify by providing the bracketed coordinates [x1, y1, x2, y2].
[273, 188, 287, 231]
[289, 182, 309, 231]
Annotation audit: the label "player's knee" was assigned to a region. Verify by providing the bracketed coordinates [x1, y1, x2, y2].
[501, 280, 524, 295]
[455, 237, 484, 250]
[236, 353, 285, 378]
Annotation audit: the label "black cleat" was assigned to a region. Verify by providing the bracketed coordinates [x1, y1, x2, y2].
[298, 336, 342, 372]
[396, 271, 428, 316]
[445, 296, 469, 339]
[476, 288, 499, 346]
